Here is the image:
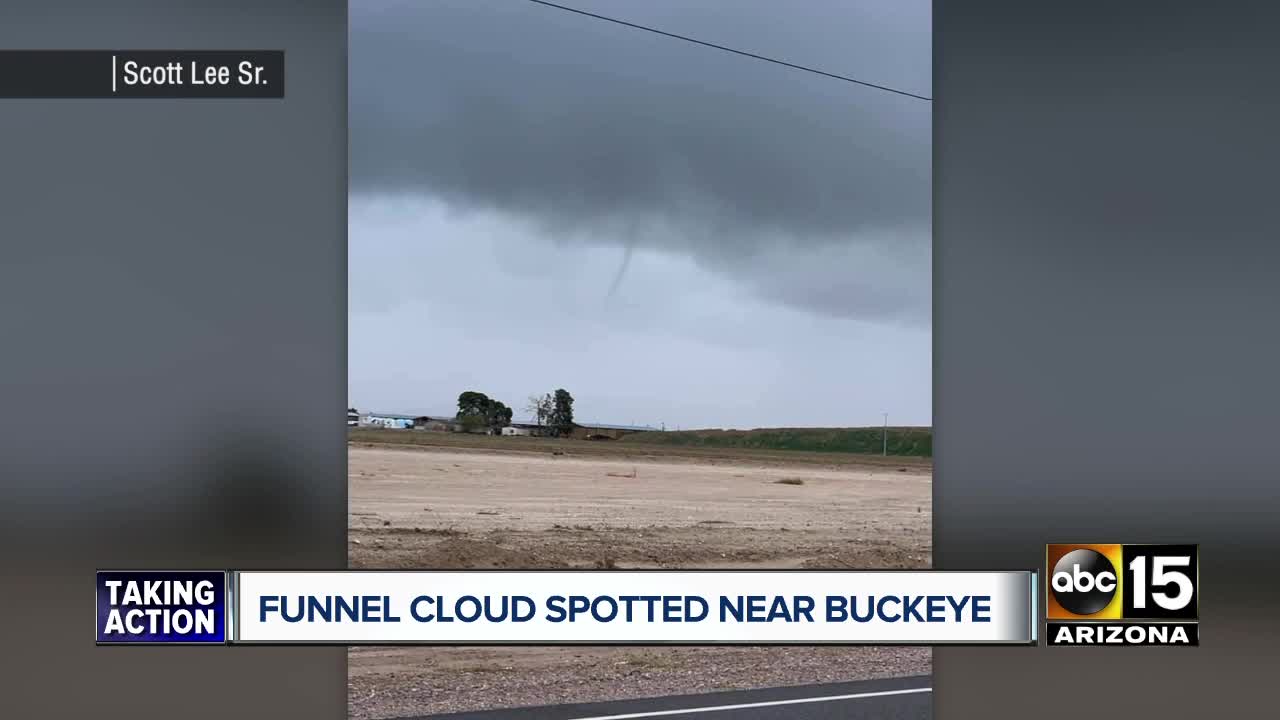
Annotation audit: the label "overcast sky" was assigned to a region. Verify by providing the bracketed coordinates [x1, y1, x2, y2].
[349, 0, 932, 429]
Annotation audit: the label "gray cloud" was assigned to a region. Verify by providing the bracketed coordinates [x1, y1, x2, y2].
[349, 198, 932, 427]
[348, 1, 932, 426]
[350, 0, 931, 323]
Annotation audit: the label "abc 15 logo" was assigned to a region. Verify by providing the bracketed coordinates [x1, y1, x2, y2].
[1046, 544, 1198, 621]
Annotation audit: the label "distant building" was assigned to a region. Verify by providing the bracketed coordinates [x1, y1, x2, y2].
[359, 412, 417, 430]
[570, 422, 657, 440]
[502, 419, 656, 440]
[506, 420, 550, 437]
[354, 409, 657, 438]
[413, 415, 456, 432]
[581, 422, 659, 433]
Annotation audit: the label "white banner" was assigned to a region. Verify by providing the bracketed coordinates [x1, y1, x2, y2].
[233, 570, 1036, 645]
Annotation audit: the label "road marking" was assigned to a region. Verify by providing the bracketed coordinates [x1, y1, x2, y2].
[566, 686, 932, 719]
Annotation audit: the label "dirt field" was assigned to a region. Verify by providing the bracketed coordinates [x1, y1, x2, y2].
[347, 438, 932, 719]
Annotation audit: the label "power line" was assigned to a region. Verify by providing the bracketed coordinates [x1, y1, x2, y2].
[523, 0, 932, 102]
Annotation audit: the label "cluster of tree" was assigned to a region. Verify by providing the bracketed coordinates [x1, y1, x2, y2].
[525, 388, 575, 437]
[455, 391, 513, 433]
[454, 388, 575, 437]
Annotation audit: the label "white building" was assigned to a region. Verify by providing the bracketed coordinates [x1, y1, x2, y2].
[359, 412, 416, 430]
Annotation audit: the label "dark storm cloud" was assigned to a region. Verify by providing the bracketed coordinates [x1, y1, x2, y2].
[350, 0, 931, 319]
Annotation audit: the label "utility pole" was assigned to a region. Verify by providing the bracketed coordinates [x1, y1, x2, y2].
[882, 412, 889, 456]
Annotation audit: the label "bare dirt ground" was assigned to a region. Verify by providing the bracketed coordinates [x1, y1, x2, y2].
[347, 439, 932, 719]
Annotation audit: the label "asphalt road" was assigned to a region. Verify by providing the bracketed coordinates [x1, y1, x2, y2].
[401, 675, 931, 720]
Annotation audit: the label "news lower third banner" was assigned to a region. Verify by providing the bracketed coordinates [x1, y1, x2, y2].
[96, 570, 1037, 645]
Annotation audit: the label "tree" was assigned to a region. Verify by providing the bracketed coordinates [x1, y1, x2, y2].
[456, 391, 513, 434]
[485, 400, 513, 431]
[456, 391, 491, 419]
[548, 388, 575, 437]
[525, 393, 553, 427]
[457, 413, 488, 434]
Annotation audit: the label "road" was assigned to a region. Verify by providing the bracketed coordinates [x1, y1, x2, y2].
[396, 675, 931, 720]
